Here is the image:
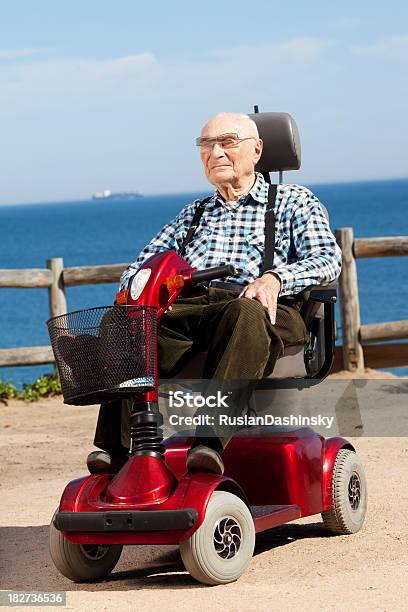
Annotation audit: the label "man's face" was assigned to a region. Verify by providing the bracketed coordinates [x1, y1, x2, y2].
[199, 116, 263, 189]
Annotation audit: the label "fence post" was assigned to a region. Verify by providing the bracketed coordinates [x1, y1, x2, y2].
[335, 228, 365, 372]
[47, 257, 67, 318]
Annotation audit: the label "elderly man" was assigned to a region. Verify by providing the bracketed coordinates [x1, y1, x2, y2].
[88, 112, 342, 475]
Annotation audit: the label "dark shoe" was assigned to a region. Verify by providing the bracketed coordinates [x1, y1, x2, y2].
[87, 450, 128, 474]
[186, 445, 224, 475]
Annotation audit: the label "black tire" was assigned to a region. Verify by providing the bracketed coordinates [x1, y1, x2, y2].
[322, 449, 367, 535]
[180, 491, 255, 585]
[49, 511, 123, 582]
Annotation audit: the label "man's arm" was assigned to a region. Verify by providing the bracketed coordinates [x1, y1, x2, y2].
[118, 199, 199, 290]
[265, 190, 342, 296]
[240, 188, 342, 323]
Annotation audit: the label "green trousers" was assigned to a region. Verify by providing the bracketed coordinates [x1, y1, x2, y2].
[94, 287, 310, 451]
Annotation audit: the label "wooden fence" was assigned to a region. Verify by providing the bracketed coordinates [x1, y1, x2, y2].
[0, 231, 407, 373]
[333, 230, 408, 372]
[0, 259, 126, 368]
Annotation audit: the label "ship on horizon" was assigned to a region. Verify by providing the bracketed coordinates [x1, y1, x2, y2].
[92, 189, 143, 200]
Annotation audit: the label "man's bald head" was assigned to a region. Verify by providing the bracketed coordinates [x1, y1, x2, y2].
[198, 112, 263, 197]
[201, 113, 259, 139]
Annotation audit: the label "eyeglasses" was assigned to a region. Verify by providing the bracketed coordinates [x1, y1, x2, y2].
[195, 133, 257, 150]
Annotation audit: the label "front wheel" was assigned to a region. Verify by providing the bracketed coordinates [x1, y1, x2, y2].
[49, 511, 123, 582]
[322, 448, 367, 535]
[180, 491, 255, 585]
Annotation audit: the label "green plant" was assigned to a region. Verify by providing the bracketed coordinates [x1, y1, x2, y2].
[0, 380, 20, 402]
[22, 374, 62, 401]
[0, 373, 62, 403]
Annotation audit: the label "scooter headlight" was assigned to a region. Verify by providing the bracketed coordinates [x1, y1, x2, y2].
[130, 268, 152, 300]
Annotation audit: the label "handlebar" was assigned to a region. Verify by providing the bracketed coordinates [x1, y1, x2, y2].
[190, 264, 236, 284]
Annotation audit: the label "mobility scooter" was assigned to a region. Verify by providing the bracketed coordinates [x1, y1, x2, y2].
[47, 111, 367, 586]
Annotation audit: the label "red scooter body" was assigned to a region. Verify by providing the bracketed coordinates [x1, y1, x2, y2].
[58, 430, 353, 545]
[53, 251, 353, 547]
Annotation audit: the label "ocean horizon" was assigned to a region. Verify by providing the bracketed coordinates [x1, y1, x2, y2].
[0, 177, 407, 385]
[1, 175, 408, 208]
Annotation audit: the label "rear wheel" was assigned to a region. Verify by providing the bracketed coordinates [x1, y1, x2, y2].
[180, 491, 255, 585]
[322, 449, 367, 534]
[49, 511, 123, 582]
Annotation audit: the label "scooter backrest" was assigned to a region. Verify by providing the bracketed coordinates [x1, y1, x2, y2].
[248, 112, 301, 174]
[249, 111, 330, 223]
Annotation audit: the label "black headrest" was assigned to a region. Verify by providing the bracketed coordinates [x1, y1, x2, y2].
[248, 112, 301, 173]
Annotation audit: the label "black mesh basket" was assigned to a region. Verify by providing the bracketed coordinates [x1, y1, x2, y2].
[47, 305, 157, 405]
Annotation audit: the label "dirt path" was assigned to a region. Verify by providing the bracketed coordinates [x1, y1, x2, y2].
[1, 395, 407, 611]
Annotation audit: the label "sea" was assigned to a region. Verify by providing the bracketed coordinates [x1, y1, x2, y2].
[0, 178, 407, 386]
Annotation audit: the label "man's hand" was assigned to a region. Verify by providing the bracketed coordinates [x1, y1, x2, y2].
[239, 273, 281, 324]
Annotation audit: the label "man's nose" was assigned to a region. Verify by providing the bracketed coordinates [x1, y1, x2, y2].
[210, 142, 226, 157]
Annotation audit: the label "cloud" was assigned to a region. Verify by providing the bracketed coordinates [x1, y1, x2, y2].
[352, 36, 408, 60]
[0, 38, 331, 202]
[0, 48, 44, 61]
[0, 52, 160, 113]
[329, 17, 360, 32]
[0, 38, 331, 116]
[4, 35, 406, 203]
[213, 37, 334, 66]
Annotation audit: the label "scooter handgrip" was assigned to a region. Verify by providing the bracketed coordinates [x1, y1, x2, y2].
[191, 265, 236, 284]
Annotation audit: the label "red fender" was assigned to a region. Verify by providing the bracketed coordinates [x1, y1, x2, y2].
[56, 471, 247, 545]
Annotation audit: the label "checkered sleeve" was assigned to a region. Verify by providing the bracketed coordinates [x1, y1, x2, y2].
[118, 200, 198, 290]
[267, 190, 342, 296]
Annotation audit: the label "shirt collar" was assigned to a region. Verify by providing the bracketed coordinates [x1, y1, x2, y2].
[208, 172, 269, 209]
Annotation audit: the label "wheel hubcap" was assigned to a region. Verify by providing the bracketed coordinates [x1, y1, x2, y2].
[213, 516, 242, 559]
[80, 544, 110, 561]
[348, 472, 361, 510]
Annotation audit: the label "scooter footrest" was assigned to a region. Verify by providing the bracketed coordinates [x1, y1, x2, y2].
[54, 509, 198, 532]
[250, 504, 301, 532]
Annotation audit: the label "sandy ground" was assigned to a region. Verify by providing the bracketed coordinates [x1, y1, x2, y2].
[1, 373, 407, 612]
[328, 367, 401, 380]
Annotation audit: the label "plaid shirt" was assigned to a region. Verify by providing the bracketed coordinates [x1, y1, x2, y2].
[120, 173, 342, 297]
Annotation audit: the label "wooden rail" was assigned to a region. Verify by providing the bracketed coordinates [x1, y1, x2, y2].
[360, 320, 408, 343]
[63, 263, 125, 286]
[0, 258, 128, 368]
[0, 231, 407, 373]
[0, 346, 54, 367]
[354, 237, 408, 259]
[0, 269, 52, 288]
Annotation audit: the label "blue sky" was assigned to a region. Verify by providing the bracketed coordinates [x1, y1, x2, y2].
[0, 1, 407, 204]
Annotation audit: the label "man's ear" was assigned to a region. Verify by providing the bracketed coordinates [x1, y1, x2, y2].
[254, 138, 263, 165]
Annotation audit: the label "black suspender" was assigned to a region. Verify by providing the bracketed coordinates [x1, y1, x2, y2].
[178, 185, 278, 276]
[262, 183, 277, 273]
[178, 197, 211, 258]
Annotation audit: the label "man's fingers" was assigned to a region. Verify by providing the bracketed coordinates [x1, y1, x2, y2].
[242, 284, 259, 299]
[239, 281, 278, 324]
[267, 298, 277, 324]
[253, 289, 277, 324]
[252, 289, 269, 313]
[265, 291, 278, 324]
[261, 294, 276, 323]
